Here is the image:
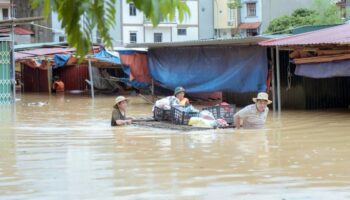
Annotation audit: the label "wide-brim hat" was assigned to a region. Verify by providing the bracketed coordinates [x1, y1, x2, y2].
[115, 96, 128, 105]
[252, 92, 272, 104]
[174, 86, 185, 96]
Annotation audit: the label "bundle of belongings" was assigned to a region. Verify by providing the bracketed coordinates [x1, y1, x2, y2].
[153, 96, 231, 129]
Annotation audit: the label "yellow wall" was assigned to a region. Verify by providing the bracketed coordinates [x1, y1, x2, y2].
[214, 0, 239, 29]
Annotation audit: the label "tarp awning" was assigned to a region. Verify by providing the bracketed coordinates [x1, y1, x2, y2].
[94, 49, 121, 65]
[148, 46, 268, 93]
[295, 60, 350, 78]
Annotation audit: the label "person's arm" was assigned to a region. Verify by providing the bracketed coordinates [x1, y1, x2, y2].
[234, 116, 241, 129]
[116, 119, 132, 125]
[233, 105, 250, 129]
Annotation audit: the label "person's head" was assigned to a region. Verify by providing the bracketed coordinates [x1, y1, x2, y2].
[114, 96, 128, 111]
[53, 76, 60, 81]
[174, 87, 185, 100]
[252, 92, 272, 112]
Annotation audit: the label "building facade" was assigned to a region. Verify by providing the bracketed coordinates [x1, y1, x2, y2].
[213, 0, 315, 38]
[120, 0, 199, 44]
[214, 0, 240, 38]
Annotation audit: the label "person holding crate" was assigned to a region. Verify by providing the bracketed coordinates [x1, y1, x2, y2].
[234, 92, 272, 129]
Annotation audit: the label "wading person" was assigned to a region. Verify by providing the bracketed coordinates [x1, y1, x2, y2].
[111, 96, 132, 126]
[52, 76, 65, 93]
[234, 92, 272, 129]
[172, 86, 190, 107]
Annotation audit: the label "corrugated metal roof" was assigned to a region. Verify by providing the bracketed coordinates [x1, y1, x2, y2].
[239, 22, 261, 29]
[0, 27, 34, 35]
[15, 42, 69, 50]
[259, 23, 350, 46]
[14, 52, 33, 60]
[126, 36, 269, 48]
[20, 47, 75, 56]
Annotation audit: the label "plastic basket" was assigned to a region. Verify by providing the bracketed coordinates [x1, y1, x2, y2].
[153, 106, 172, 121]
[171, 107, 200, 125]
[202, 104, 236, 124]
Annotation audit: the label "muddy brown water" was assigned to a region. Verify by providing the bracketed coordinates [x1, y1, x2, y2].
[0, 94, 350, 200]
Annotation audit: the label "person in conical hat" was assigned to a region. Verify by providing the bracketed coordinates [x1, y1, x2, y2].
[234, 92, 272, 129]
[111, 96, 132, 126]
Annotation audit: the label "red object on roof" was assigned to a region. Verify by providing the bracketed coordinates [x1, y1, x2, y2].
[259, 23, 350, 46]
[0, 27, 34, 35]
[239, 22, 261, 29]
[20, 48, 76, 56]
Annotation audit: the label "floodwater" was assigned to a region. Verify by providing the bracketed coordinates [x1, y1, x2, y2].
[1, 94, 350, 200]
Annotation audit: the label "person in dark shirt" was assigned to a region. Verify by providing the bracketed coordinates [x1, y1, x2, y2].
[111, 96, 132, 126]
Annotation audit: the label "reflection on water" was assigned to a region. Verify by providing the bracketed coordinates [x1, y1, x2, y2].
[1, 94, 350, 200]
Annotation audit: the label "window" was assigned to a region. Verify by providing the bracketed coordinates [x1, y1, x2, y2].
[246, 29, 258, 36]
[246, 3, 256, 17]
[129, 32, 137, 43]
[59, 36, 66, 42]
[129, 3, 136, 16]
[228, 8, 235, 23]
[154, 33, 162, 43]
[2, 8, 9, 20]
[177, 28, 187, 36]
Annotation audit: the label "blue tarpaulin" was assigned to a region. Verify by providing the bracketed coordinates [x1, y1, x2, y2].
[295, 60, 350, 78]
[53, 54, 70, 68]
[95, 49, 121, 65]
[148, 46, 268, 93]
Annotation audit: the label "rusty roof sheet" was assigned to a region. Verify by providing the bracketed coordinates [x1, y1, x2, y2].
[259, 23, 350, 46]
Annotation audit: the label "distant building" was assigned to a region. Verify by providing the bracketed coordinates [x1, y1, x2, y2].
[118, 0, 199, 45]
[213, 0, 315, 38]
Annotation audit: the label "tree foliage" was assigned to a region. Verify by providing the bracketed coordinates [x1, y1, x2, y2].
[227, 0, 241, 9]
[31, 0, 190, 58]
[266, 0, 343, 34]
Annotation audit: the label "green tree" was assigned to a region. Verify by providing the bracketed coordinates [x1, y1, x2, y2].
[31, 0, 190, 57]
[266, 0, 343, 34]
[227, 0, 241, 9]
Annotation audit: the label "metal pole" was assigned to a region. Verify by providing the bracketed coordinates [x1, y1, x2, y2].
[88, 57, 95, 98]
[270, 47, 276, 112]
[276, 46, 281, 114]
[10, 0, 15, 103]
[47, 65, 52, 95]
[151, 78, 154, 102]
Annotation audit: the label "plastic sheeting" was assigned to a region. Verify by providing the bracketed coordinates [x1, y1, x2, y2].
[118, 50, 151, 89]
[295, 60, 350, 78]
[147, 46, 268, 93]
[95, 49, 121, 65]
[54, 54, 71, 68]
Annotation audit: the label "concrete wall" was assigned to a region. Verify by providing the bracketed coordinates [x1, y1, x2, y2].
[122, 0, 144, 24]
[199, 0, 214, 39]
[14, 35, 31, 45]
[261, 0, 315, 33]
[144, 27, 172, 43]
[172, 26, 199, 41]
[109, 0, 123, 46]
[122, 26, 144, 43]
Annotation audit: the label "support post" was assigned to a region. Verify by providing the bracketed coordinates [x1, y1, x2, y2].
[88, 57, 95, 99]
[270, 48, 276, 112]
[276, 46, 281, 114]
[151, 78, 155, 102]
